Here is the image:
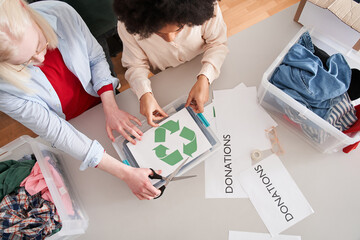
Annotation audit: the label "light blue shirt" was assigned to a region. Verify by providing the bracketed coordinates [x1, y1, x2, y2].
[0, 1, 119, 170]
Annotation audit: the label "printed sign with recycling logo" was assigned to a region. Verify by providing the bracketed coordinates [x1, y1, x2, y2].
[126, 108, 212, 175]
[153, 120, 197, 165]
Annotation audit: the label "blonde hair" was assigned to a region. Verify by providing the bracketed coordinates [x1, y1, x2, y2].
[0, 0, 58, 92]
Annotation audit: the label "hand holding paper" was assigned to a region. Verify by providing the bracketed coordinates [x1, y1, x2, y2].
[140, 92, 168, 127]
[185, 74, 210, 113]
[127, 108, 212, 182]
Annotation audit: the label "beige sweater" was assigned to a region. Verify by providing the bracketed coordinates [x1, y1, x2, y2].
[117, 4, 229, 99]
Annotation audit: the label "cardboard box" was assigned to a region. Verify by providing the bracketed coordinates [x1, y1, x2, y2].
[294, 0, 360, 50]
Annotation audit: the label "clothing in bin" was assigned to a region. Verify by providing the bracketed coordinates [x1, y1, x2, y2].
[0, 151, 76, 239]
[269, 31, 359, 145]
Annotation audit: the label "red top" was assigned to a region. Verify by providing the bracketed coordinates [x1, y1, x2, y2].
[39, 48, 112, 120]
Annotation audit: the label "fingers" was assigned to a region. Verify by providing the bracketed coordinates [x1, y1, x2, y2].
[135, 193, 145, 200]
[145, 109, 159, 127]
[110, 127, 136, 145]
[142, 169, 162, 199]
[196, 100, 204, 113]
[146, 114, 158, 127]
[158, 108, 168, 118]
[119, 129, 136, 145]
[134, 184, 161, 200]
[108, 114, 144, 144]
[129, 128, 142, 141]
[140, 188, 156, 198]
[129, 169, 162, 200]
[151, 108, 168, 124]
[185, 94, 193, 108]
[125, 122, 143, 141]
[188, 99, 199, 112]
[106, 126, 115, 142]
[126, 129, 141, 143]
[188, 98, 205, 113]
[147, 184, 161, 196]
[140, 94, 168, 128]
[130, 115, 142, 127]
[146, 108, 168, 127]
[135, 193, 153, 200]
[187, 78, 209, 113]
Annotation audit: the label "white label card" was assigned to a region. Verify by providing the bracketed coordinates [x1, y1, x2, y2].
[229, 231, 301, 240]
[205, 84, 277, 198]
[238, 155, 314, 236]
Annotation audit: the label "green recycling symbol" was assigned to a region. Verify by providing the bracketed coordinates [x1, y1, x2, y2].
[153, 120, 197, 166]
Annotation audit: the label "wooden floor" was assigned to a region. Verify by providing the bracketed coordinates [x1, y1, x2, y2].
[0, 0, 299, 147]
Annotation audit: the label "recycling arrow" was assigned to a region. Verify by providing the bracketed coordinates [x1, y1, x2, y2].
[152, 119, 197, 165]
[180, 126, 197, 157]
[159, 150, 183, 166]
[154, 120, 180, 142]
[153, 144, 168, 158]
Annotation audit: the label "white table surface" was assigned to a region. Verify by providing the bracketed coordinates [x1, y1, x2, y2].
[64, 4, 360, 240]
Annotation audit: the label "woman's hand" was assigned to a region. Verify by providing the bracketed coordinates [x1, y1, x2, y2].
[122, 167, 162, 200]
[100, 91, 143, 145]
[185, 74, 210, 113]
[105, 108, 143, 145]
[98, 153, 161, 200]
[140, 92, 168, 127]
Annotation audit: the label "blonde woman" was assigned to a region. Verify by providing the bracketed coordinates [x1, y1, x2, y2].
[0, 0, 160, 200]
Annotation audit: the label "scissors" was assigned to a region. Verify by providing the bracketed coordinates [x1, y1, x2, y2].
[149, 157, 196, 199]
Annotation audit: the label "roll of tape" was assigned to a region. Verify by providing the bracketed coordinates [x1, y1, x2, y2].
[251, 150, 262, 161]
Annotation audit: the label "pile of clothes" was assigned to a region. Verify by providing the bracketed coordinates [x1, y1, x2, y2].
[269, 31, 360, 152]
[0, 152, 74, 239]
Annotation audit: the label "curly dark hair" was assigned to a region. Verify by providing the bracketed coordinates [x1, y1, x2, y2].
[113, 0, 218, 38]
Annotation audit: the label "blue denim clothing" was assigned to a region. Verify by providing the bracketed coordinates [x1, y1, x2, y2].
[0, 2, 119, 170]
[270, 32, 352, 119]
[269, 31, 357, 143]
[296, 31, 315, 53]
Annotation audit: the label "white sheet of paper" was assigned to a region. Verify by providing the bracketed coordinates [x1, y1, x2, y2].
[202, 102, 216, 129]
[127, 108, 212, 178]
[239, 155, 314, 236]
[229, 231, 301, 240]
[205, 84, 277, 198]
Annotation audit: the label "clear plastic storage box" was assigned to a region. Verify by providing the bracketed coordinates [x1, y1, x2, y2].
[258, 27, 360, 153]
[112, 95, 220, 187]
[0, 135, 89, 239]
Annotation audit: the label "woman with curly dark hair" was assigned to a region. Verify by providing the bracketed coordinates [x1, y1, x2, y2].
[114, 0, 228, 127]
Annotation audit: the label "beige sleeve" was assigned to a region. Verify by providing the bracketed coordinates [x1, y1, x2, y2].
[117, 22, 152, 99]
[199, 3, 229, 83]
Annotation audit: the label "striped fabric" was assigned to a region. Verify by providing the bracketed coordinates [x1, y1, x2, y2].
[327, 93, 358, 131]
[283, 93, 357, 144]
[0, 187, 62, 240]
[284, 107, 330, 144]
